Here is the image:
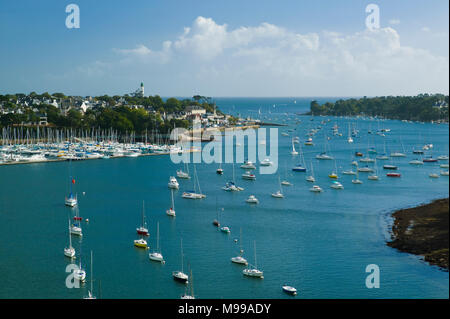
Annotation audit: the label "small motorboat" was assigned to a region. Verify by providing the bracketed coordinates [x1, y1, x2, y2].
[328, 172, 338, 179]
[246, 195, 259, 204]
[168, 176, 179, 189]
[368, 174, 379, 180]
[306, 175, 315, 182]
[282, 285, 298, 296]
[386, 173, 401, 177]
[216, 168, 224, 175]
[242, 171, 256, 180]
[309, 185, 323, 192]
[429, 173, 440, 178]
[355, 152, 363, 157]
[330, 181, 344, 189]
[281, 180, 293, 186]
[383, 165, 398, 170]
[260, 158, 273, 166]
[409, 159, 423, 165]
[240, 161, 256, 169]
[134, 238, 148, 249]
[220, 226, 231, 233]
[440, 170, 449, 176]
[342, 170, 356, 175]
[352, 178, 363, 184]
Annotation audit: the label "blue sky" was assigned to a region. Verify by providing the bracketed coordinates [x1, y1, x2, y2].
[0, 0, 448, 97]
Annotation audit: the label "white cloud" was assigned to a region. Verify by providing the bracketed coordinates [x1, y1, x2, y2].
[106, 17, 448, 96]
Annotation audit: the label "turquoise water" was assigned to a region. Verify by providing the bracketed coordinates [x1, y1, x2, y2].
[0, 99, 448, 299]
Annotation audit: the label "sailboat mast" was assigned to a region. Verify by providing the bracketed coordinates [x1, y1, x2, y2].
[181, 238, 184, 273]
[90, 250, 94, 293]
[156, 222, 160, 252]
[254, 241, 257, 269]
[68, 219, 72, 248]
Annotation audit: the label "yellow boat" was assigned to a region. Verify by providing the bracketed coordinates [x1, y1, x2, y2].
[328, 173, 338, 179]
[134, 238, 148, 249]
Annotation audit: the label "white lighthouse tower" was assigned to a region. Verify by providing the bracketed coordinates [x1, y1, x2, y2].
[132, 82, 145, 97]
[140, 82, 144, 97]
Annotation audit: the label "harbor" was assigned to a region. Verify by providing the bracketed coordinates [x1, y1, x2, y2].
[0, 105, 448, 299]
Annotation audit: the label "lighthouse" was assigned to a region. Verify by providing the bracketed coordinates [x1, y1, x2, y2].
[140, 82, 144, 97]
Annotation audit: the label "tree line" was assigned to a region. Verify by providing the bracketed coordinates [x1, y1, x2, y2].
[308, 94, 449, 122]
[0, 94, 221, 134]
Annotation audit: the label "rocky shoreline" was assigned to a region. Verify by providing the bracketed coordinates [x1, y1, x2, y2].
[387, 198, 449, 271]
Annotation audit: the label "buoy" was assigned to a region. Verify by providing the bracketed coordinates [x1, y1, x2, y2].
[85, 218, 89, 222]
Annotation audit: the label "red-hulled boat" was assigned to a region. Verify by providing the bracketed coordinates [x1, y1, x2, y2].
[423, 157, 438, 163]
[355, 152, 363, 157]
[73, 216, 82, 221]
[387, 173, 401, 177]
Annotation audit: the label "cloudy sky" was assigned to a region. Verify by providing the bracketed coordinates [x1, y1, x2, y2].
[0, 0, 448, 97]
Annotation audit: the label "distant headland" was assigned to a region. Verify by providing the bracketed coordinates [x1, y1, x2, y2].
[306, 94, 449, 123]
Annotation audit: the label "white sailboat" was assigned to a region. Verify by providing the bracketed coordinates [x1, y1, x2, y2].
[223, 162, 244, 191]
[177, 162, 190, 179]
[166, 189, 176, 217]
[290, 138, 298, 155]
[243, 241, 264, 278]
[368, 159, 380, 180]
[306, 161, 315, 182]
[352, 166, 363, 184]
[347, 123, 353, 143]
[182, 165, 206, 199]
[74, 248, 86, 283]
[70, 208, 83, 236]
[149, 222, 165, 263]
[231, 228, 248, 265]
[271, 175, 284, 198]
[83, 250, 96, 299]
[181, 269, 195, 299]
[136, 201, 149, 236]
[172, 238, 189, 283]
[64, 219, 76, 258]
